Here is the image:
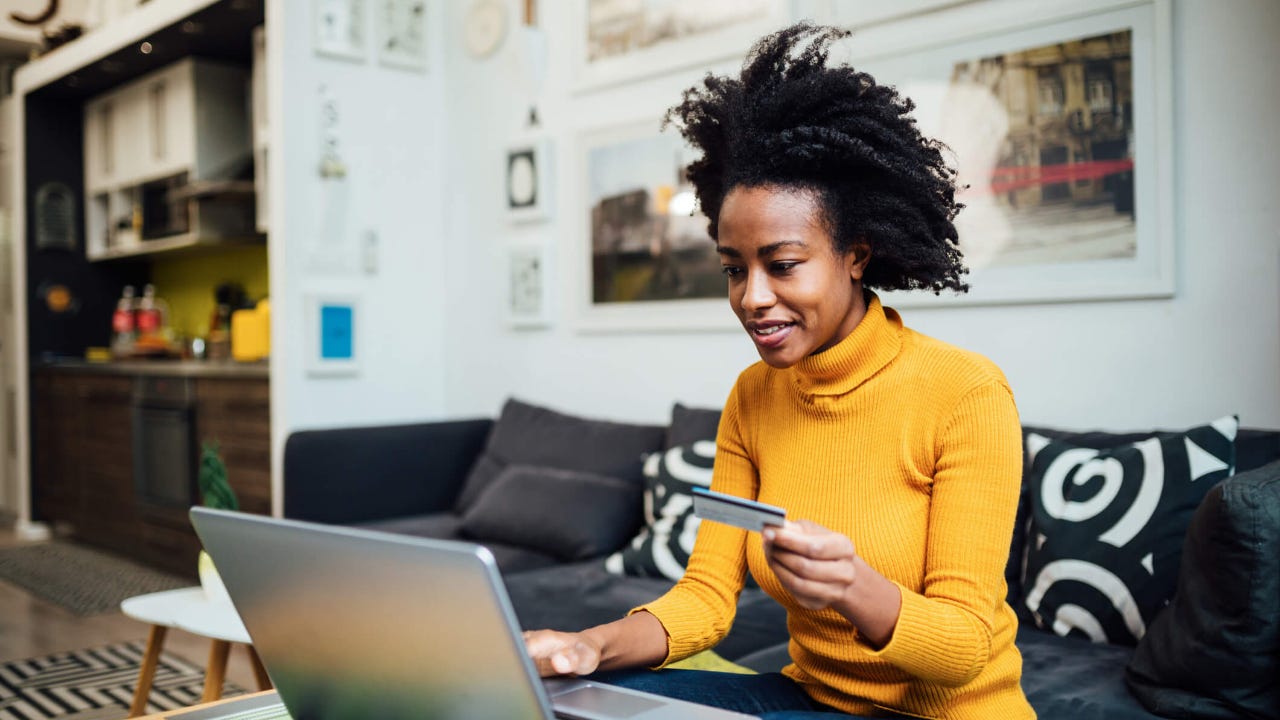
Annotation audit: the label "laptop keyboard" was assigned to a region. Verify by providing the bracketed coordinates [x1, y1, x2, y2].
[169, 696, 292, 720]
[197, 702, 291, 720]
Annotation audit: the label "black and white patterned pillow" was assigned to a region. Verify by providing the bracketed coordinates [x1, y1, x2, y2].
[1021, 416, 1238, 646]
[605, 441, 715, 581]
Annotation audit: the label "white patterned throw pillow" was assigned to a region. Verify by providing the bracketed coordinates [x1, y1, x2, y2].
[605, 441, 715, 581]
[1021, 415, 1238, 646]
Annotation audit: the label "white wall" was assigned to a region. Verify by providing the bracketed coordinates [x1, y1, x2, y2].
[433, 0, 1280, 432]
[269, 0, 449, 502]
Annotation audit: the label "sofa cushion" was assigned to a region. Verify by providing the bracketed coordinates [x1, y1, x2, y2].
[355, 512, 560, 574]
[605, 442, 715, 581]
[1009, 424, 1279, 620]
[357, 512, 465, 539]
[1124, 459, 1280, 720]
[455, 398, 665, 513]
[459, 464, 642, 562]
[666, 403, 722, 449]
[1005, 481, 1031, 613]
[1235, 428, 1280, 473]
[1017, 627, 1155, 720]
[504, 561, 789, 662]
[505, 561, 675, 632]
[478, 543, 562, 574]
[1020, 416, 1238, 646]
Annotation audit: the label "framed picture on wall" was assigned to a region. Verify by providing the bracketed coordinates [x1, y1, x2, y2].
[507, 243, 553, 328]
[572, 121, 734, 332]
[506, 137, 554, 223]
[830, 0, 980, 30]
[376, 0, 429, 71]
[314, 0, 368, 61]
[571, 0, 789, 92]
[849, 0, 1174, 307]
[305, 294, 360, 376]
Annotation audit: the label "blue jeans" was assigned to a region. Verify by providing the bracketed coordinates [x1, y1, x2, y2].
[591, 668, 897, 719]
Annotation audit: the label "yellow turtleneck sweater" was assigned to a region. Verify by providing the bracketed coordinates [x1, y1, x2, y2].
[640, 294, 1034, 720]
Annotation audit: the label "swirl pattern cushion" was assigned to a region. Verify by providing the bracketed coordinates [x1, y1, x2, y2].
[1021, 416, 1238, 646]
[605, 441, 715, 581]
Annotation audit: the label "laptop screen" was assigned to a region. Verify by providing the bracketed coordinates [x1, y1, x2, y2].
[190, 508, 554, 720]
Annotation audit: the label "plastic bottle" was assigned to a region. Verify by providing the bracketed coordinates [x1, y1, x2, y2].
[111, 285, 137, 357]
[136, 283, 161, 336]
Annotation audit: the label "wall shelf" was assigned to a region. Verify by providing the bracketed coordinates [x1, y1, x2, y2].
[88, 231, 264, 263]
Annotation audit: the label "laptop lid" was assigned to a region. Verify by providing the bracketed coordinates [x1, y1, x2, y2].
[190, 507, 556, 720]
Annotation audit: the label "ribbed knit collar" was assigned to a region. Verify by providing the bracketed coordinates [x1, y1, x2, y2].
[790, 291, 903, 398]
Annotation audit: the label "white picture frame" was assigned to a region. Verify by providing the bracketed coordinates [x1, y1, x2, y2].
[830, 0, 979, 30]
[376, 0, 429, 71]
[848, 0, 1174, 308]
[507, 243, 553, 329]
[573, 121, 735, 333]
[305, 294, 360, 376]
[571, 0, 790, 93]
[314, 0, 368, 62]
[505, 136, 554, 224]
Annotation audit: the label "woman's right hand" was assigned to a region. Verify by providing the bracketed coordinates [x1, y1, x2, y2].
[523, 629, 604, 677]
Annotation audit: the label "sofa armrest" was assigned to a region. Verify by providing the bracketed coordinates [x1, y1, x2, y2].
[283, 418, 493, 525]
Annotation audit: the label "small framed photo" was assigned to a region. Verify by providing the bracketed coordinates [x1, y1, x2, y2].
[505, 137, 554, 223]
[507, 244, 552, 328]
[306, 295, 360, 376]
[376, 0, 429, 71]
[314, 0, 367, 62]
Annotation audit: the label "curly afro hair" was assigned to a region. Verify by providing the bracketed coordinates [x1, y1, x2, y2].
[664, 22, 969, 294]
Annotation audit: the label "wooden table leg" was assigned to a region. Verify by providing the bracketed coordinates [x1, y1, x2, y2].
[246, 645, 272, 690]
[128, 625, 169, 717]
[201, 639, 231, 702]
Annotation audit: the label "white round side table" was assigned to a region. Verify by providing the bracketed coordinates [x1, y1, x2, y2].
[121, 587, 271, 717]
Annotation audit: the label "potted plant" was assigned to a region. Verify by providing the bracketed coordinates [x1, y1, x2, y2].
[197, 441, 237, 603]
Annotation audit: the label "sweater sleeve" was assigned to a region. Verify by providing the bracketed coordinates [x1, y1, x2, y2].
[867, 380, 1023, 686]
[634, 381, 755, 665]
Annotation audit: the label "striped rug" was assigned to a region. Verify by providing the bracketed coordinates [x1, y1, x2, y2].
[0, 642, 243, 720]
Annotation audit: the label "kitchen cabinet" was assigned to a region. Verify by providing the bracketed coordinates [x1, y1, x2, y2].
[72, 374, 138, 556]
[31, 373, 85, 525]
[82, 98, 114, 195]
[32, 373, 137, 557]
[83, 57, 253, 261]
[31, 367, 270, 577]
[194, 377, 272, 516]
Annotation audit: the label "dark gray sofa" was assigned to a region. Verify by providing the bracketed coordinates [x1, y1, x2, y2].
[282, 400, 1280, 720]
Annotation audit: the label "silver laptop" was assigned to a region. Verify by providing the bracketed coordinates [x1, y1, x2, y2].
[188, 507, 754, 720]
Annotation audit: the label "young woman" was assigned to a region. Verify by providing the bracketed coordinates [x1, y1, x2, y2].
[525, 23, 1034, 720]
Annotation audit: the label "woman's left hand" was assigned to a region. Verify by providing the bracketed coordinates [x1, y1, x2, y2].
[762, 519, 859, 611]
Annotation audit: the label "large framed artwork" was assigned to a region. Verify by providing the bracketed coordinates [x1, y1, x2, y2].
[849, 0, 1174, 307]
[830, 0, 979, 30]
[573, 121, 733, 332]
[572, 0, 789, 92]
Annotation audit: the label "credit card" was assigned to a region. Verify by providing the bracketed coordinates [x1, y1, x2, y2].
[691, 487, 786, 533]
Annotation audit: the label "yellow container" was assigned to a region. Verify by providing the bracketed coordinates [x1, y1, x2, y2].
[230, 299, 270, 362]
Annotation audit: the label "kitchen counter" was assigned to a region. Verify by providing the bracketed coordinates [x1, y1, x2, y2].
[36, 358, 269, 379]
[32, 364, 271, 576]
